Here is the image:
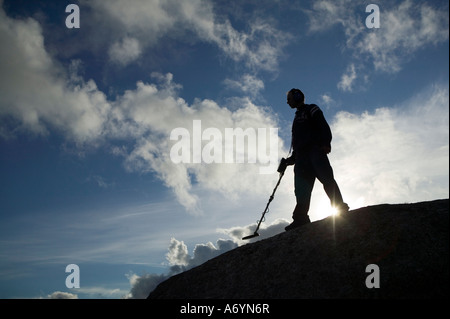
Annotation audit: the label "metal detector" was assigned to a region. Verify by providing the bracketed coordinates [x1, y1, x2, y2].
[242, 158, 287, 240]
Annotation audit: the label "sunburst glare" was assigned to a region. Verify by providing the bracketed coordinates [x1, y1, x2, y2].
[329, 206, 339, 216]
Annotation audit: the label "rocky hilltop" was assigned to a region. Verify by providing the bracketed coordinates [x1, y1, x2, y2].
[148, 199, 449, 299]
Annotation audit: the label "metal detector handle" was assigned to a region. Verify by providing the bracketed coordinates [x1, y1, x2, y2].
[277, 157, 287, 174]
[242, 170, 285, 240]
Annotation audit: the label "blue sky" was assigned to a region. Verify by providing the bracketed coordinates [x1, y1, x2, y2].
[0, 0, 448, 299]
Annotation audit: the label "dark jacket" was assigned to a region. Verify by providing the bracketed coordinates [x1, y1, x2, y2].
[291, 104, 332, 154]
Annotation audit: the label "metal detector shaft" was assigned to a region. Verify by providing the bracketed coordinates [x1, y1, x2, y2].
[242, 170, 285, 240]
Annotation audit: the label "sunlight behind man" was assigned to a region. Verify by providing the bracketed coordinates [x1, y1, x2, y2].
[329, 206, 339, 216]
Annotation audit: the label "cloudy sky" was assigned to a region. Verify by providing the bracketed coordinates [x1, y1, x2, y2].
[0, 0, 448, 299]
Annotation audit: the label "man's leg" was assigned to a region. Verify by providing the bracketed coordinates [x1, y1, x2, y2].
[285, 159, 315, 231]
[310, 148, 349, 213]
[293, 172, 315, 222]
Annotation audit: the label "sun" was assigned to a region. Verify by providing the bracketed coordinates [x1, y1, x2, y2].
[313, 200, 341, 220]
[329, 206, 339, 216]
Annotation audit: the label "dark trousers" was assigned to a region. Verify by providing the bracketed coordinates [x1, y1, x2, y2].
[293, 147, 345, 220]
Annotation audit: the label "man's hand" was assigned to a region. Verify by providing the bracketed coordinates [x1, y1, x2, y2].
[277, 155, 296, 173]
[277, 158, 287, 173]
[321, 145, 331, 154]
[285, 155, 296, 165]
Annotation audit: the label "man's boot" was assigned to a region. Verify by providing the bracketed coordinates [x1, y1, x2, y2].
[285, 203, 311, 231]
[285, 215, 311, 231]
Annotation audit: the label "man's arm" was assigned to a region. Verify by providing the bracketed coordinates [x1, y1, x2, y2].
[277, 153, 295, 173]
[283, 152, 296, 168]
[311, 106, 332, 154]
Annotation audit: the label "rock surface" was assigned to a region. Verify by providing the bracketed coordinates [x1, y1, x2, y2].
[148, 199, 449, 299]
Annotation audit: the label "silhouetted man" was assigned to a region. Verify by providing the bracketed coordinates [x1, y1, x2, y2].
[283, 88, 349, 231]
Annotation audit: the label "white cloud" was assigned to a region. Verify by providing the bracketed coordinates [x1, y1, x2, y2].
[305, 0, 353, 33]
[43, 277, 129, 299]
[320, 94, 333, 105]
[126, 272, 169, 299]
[216, 18, 291, 72]
[45, 291, 78, 299]
[330, 83, 449, 206]
[306, 0, 449, 90]
[337, 63, 357, 92]
[108, 37, 142, 65]
[350, 1, 449, 74]
[66, 286, 126, 299]
[166, 237, 190, 267]
[319, 93, 337, 110]
[224, 74, 265, 97]
[0, 6, 286, 215]
[114, 75, 284, 214]
[0, 9, 110, 143]
[83, 0, 290, 72]
[218, 218, 289, 246]
[165, 237, 237, 270]
[126, 237, 238, 298]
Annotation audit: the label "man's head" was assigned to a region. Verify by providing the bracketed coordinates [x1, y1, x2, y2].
[287, 88, 305, 109]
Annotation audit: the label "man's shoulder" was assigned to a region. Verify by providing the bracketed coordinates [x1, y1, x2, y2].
[305, 104, 322, 117]
[305, 103, 320, 109]
[295, 104, 323, 119]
